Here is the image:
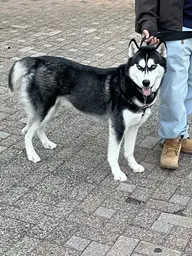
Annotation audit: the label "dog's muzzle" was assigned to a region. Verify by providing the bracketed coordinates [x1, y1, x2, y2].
[142, 80, 151, 96]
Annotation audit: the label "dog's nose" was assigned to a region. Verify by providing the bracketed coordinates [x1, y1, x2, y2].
[142, 79, 150, 87]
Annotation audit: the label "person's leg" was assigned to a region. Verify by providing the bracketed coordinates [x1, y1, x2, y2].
[159, 37, 191, 169]
[159, 40, 190, 140]
[184, 50, 192, 117]
[180, 35, 192, 154]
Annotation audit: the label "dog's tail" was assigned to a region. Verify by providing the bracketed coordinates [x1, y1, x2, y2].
[8, 60, 28, 93]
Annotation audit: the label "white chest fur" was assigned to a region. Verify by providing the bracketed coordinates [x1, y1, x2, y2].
[122, 108, 151, 131]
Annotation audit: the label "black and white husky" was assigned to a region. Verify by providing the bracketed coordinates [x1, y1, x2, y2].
[8, 39, 166, 181]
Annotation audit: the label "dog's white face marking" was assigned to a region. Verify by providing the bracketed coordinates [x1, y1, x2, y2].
[128, 40, 166, 96]
[138, 59, 145, 69]
[129, 56, 165, 94]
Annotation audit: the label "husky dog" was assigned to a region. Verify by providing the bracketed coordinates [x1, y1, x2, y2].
[8, 39, 166, 181]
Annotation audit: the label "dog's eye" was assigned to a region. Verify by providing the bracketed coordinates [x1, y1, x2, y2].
[136, 64, 143, 70]
[150, 64, 157, 70]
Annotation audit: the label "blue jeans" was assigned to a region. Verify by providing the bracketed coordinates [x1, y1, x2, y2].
[159, 27, 192, 140]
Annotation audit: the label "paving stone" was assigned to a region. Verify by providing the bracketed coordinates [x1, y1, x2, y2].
[78, 190, 106, 214]
[175, 179, 192, 197]
[124, 225, 168, 246]
[101, 190, 131, 211]
[135, 241, 182, 256]
[0, 185, 29, 204]
[65, 235, 91, 251]
[85, 164, 110, 185]
[152, 184, 178, 201]
[0, 216, 32, 254]
[184, 239, 192, 256]
[0, 145, 6, 153]
[0, 131, 10, 138]
[131, 254, 144, 256]
[169, 194, 190, 206]
[69, 182, 96, 201]
[116, 183, 137, 193]
[34, 174, 71, 197]
[29, 242, 80, 256]
[93, 206, 116, 219]
[106, 236, 139, 256]
[104, 206, 140, 234]
[81, 241, 110, 256]
[28, 215, 61, 239]
[46, 198, 79, 219]
[139, 162, 156, 172]
[20, 166, 50, 189]
[157, 212, 192, 229]
[151, 220, 173, 235]
[1, 134, 23, 148]
[164, 226, 192, 251]
[4, 236, 40, 256]
[132, 208, 161, 229]
[184, 200, 192, 217]
[68, 208, 108, 229]
[146, 198, 186, 214]
[139, 136, 159, 149]
[75, 225, 120, 246]
[147, 166, 169, 182]
[0, 147, 20, 165]
[46, 220, 81, 246]
[130, 186, 154, 203]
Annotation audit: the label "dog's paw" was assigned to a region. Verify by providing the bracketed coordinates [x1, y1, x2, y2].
[113, 171, 127, 181]
[43, 141, 57, 149]
[132, 163, 145, 173]
[27, 153, 41, 163]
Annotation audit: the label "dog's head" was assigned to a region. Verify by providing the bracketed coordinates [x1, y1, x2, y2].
[126, 38, 167, 96]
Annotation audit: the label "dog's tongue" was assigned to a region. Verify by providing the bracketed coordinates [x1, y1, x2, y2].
[142, 88, 151, 96]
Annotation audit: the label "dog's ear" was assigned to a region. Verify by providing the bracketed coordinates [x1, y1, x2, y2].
[128, 39, 139, 58]
[155, 41, 167, 58]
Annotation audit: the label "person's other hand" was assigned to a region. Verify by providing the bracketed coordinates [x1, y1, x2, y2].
[142, 30, 160, 45]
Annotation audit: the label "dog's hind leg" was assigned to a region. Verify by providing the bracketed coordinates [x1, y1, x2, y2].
[124, 125, 144, 173]
[36, 127, 56, 149]
[25, 120, 41, 163]
[22, 116, 34, 135]
[22, 123, 30, 135]
[36, 99, 60, 149]
[108, 121, 127, 181]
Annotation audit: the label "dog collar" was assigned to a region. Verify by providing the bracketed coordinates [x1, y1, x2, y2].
[128, 94, 156, 109]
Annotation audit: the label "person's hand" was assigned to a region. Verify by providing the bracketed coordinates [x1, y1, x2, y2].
[142, 30, 159, 45]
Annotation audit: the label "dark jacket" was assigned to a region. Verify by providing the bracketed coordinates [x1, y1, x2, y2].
[135, 0, 185, 35]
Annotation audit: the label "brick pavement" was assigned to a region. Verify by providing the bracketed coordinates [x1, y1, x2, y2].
[1, 0, 192, 255]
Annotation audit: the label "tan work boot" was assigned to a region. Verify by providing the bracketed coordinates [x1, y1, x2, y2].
[181, 138, 192, 154]
[160, 139, 181, 169]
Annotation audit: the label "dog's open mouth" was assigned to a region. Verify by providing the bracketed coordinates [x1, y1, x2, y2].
[142, 88, 151, 96]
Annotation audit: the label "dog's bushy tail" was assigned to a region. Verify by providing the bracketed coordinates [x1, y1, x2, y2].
[8, 60, 28, 93]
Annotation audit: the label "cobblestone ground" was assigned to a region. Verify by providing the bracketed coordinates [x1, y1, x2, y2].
[1, 0, 192, 255]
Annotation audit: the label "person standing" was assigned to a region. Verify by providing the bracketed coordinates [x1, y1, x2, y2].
[135, 0, 192, 169]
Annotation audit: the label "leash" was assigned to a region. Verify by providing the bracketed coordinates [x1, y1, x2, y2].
[140, 30, 192, 47]
[154, 30, 192, 41]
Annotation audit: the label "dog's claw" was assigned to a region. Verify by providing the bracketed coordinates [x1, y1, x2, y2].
[113, 171, 127, 181]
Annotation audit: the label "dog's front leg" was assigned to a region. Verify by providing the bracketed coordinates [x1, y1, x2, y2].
[108, 121, 127, 181]
[124, 125, 144, 173]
